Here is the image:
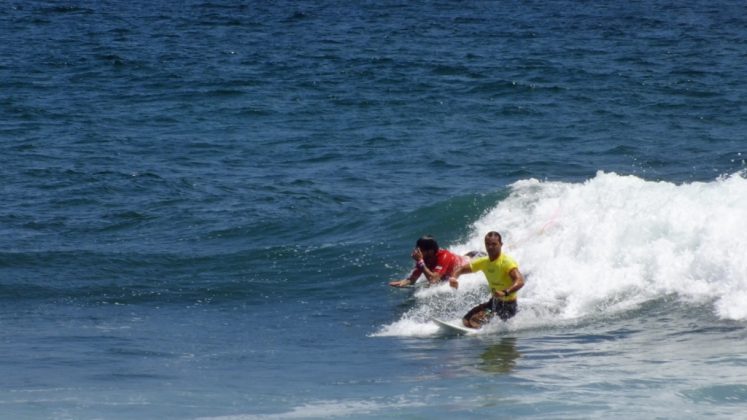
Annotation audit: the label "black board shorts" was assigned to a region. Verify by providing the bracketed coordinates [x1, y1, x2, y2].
[463, 298, 518, 323]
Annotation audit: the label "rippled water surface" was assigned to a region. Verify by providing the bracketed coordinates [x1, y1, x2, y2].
[1, 0, 746, 418]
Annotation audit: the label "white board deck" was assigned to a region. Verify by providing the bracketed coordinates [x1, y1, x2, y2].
[432, 318, 476, 335]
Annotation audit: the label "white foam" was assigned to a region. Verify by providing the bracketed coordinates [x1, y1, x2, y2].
[373, 273, 491, 337]
[379, 171, 747, 336]
[199, 397, 426, 419]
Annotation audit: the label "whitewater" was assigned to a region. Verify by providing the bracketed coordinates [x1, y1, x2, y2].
[377, 171, 747, 337]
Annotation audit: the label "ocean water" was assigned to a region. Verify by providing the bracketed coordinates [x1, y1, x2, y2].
[1, 0, 746, 418]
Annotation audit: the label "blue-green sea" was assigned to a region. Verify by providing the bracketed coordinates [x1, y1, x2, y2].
[2, 1, 746, 418]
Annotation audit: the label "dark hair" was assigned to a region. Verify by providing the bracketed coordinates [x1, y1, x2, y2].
[485, 231, 502, 243]
[416, 235, 439, 252]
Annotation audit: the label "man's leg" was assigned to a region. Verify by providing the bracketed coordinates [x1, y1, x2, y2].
[462, 300, 494, 328]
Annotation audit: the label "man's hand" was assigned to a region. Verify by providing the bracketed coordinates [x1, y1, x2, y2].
[389, 280, 410, 288]
[449, 276, 459, 289]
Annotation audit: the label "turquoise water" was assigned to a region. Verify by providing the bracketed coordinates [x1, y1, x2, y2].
[2, 1, 746, 418]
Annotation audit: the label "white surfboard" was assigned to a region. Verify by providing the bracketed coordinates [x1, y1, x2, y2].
[432, 318, 476, 335]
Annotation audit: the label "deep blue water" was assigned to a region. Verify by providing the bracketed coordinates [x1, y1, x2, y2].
[2, 1, 747, 418]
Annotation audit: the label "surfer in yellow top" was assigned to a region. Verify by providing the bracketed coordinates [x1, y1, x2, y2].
[449, 231, 525, 329]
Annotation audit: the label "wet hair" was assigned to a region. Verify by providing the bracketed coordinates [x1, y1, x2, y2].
[485, 231, 502, 243]
[416, 235, 439, 252]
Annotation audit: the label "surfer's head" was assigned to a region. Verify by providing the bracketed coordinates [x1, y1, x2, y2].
[485, 231, 502, 243]
[484, 231, 503, 259]
[416, 235, 439, 255]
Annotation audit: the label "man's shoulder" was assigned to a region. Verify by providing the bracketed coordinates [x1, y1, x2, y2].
[438, 249, 460, 259]
[470, 255, 489, 268]
[500, 253, 519, 268]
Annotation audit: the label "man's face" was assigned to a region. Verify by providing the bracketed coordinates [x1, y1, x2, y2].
[484, 236, 502, 258]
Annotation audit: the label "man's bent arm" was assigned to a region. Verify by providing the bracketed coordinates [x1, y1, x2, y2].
[449, 264, 473, 288]
[501, 268, 525, 296]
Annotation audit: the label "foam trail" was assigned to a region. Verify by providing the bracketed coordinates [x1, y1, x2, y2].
[201, 396, 426, 419]
[377, 171, 747, 337]
[374, 279, 489, 337]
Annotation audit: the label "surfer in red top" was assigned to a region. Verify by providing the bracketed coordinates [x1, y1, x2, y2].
[388, 235, 483, 287]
